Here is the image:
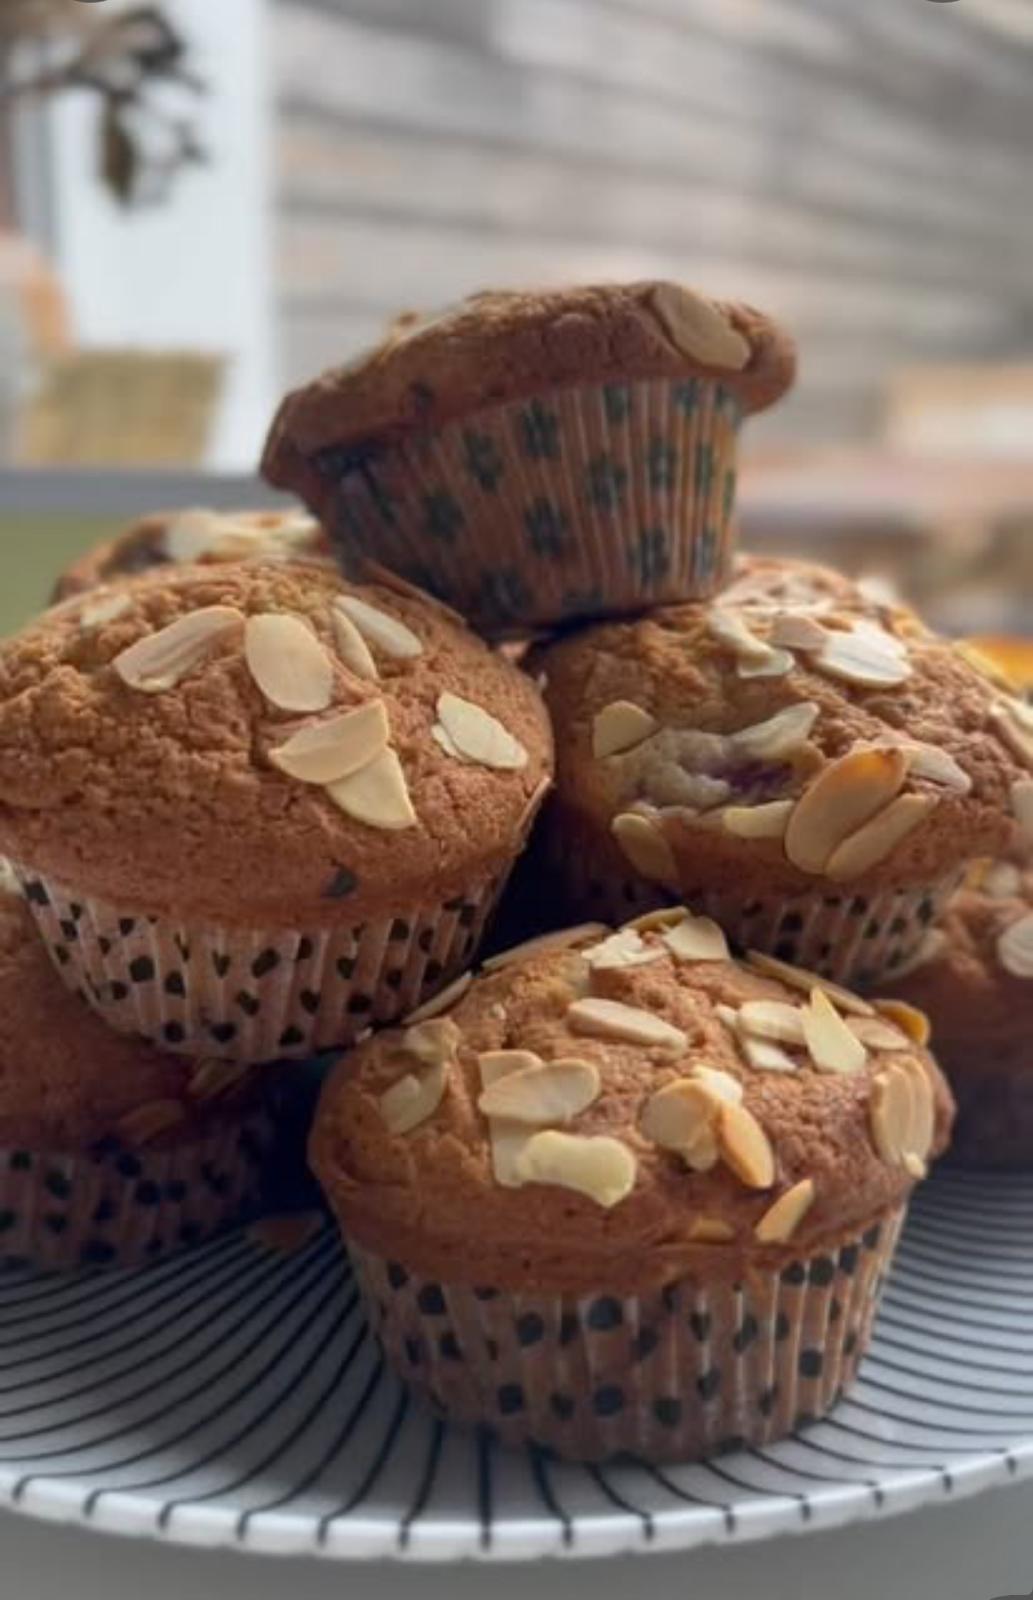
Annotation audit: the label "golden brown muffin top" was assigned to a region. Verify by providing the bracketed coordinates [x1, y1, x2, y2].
[261, 282, 795, 500]
[887, 859, 1033, 1068]
[52, 507, 331, 601]
[0, 563, 553, 927]
[311, 908, 952, 1295]
[536, 556, 1029, 897]
[0, 886, 265, 1149]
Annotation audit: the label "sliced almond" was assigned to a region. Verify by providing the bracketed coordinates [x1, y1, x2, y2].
[326, 747, 418, 830]
[990, 698, 1033, 769]
[869, 1065, 913, 1167]
[611, 812, 678, 886]
[186, 1058, 251, 1101]
[981, 860, 1023, 899]
[745, 950, 875, 1017]
[692, 1065, 744, 1104]
[715, 1001, 742, 1030]
[708, 607, 778, 663]
[649, 283, 750, 370]
[269, 700, 389, 784]
[825, 793, 937, 882]
[245, 613, 334, 712]
[592, 700, 658, 758]
[741, 1034, 800, 1073]
[814, 623, 912, 688]
[739, 648, 795, 681]
[848, 1017, 911, 1051]
[357, 557, 468, 629]
[754, 1178, 816, 1243]
[1012, 779, 1033, 843]
[688, 1216, 736, 1243]
[641, 1078, 719, 1168]
[626, 907, 691, 933]
[737, 999, 807, 1047]
[478, 1058, 601, 1125]
[335, 594, 423, 659]
[378, 1062, 447, 1134]
[568, 997, 687, 1050]
[478, 1048, 542, 1079]
[998, 912, 1033, 978]
[769, 612, 828, 651]
[114, 605, 243, 693]
[716, 1101, 775, 1189]
[435, 691, 528, 771]
[330, 602, 379, 681]
[479, 1050, 535, 1186]
[401, 1017, 461, 1067]
[481, 924, 609, 973]
[784, 747, 908, 875]
[733, 702, 820, 761]
[803, 987, 868, 1074]
[722, 801, 795, 840]
[900, 742, 972, 794]
[80, 591, 131, 628]
[513, 1129, 637, 1208]
[115, 1099, 186, 1147]
[900, 1054, 936, 1165]
[582, 927, 664, 972]
[403, 970, 472, 1024]
[661, 913, 729, 963]
[872, 999, 932, 1047]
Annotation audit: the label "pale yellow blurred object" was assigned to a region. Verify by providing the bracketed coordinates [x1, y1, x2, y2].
[19, 349, 222, 466]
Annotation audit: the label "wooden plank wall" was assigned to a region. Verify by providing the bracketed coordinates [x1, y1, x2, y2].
[270, 0, 1033, 442]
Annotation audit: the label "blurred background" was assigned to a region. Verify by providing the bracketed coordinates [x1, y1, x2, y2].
[0, 0, 1031, 642]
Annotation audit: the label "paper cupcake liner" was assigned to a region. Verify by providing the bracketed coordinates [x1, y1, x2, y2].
[315, 377, 742, 633]
[0, 1106, 275, 1272]
[543, 823, 960, 989]
[347, 1207, 905, 1464]
[12, 866, 506, 1063]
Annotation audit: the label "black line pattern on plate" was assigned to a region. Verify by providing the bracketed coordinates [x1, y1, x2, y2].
[0, 1173, 1031, 1557]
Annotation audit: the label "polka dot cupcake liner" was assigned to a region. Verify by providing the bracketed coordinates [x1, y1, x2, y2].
[316, 377, 742, 634]
[11, 866, 506, 1063]
[542, 823, 960, 990]
[347, 1207, 905, 1464]
[0, 1105, 275, 1272]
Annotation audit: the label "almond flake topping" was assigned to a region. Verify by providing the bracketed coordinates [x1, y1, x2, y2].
[434, 691, 528, 770]
[80, 591, 131, 628]
[981, 860, 1023, 899]
[870, 1055, 934, 1174]
[401, 1017, 461, 1066]
[269, 700, 389, 784]
[513, 1130, 637, 1209]
[740, 1035, 799, 1073]
[640, 1078, 720, 1171]
[650, 283, 750, 370]
[813, 621, 912, 688]
[721, 801, 795, 840]
[802, 987, 868, 1074]
[114, 606, 244, 693]
[244, 613, 334, 712]
[582, 927, 664, 972]
[478, 1050, 535, 1186]
[784, 747, 908, 875]
[716, 1101, 775, 1189]
[848, 1017, 911, 1051]
[335, 594, 423, 659]
[745, 950, 875, 1016]
[378, 1063, 448, 1135]
[326, 747, 417, 830]
[661, 913, 729, 963]
[592, 700, 659, 758]
[737, 999, 807, 1047]
[754, 1178, 815, 1244]
[567, 997, 687, 1050]
[708, 607, 793, 678]
[899, 741, 972, 794]
[330, 603, 379, 681]
[481, 924, 608, 973]
[769, 612, 828, 651]
[733, 702, 820, 761]
[611, 811, 679, 885]
[688, 1217, 736, 1243]
[990, 697, 1033, 768]
[477, 1058, 601, 1125]
[873, 998, 931, 1047]
[825, 794, 937, 882]
[998, 912, 1033, 978]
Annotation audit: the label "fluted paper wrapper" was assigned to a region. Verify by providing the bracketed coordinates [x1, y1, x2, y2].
[347, 1208, 905, 1463]
[317, 377, 742, 634]
[544, 826, 960, 989]
[13, 866, 505, 1063]
[0, 1106, 274, 1272]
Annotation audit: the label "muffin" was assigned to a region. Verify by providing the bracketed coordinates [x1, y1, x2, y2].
[311, 908, 951, 1462]
[261, 282, 796, 634]
[0, 880, 278, 1269]
[52, 506, 331, 601]
[534, 556, 1029, 988]
[0, 562, 552, 1061]
[885, 855, 1033, 1167]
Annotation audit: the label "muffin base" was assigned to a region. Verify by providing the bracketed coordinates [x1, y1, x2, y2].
[12, 866, 506, 1062]
[346, 1208, 904, 1464]
[0, 1106, 274, 1271]
[319, 377, 741, 633]
[543, 822, 960, 989]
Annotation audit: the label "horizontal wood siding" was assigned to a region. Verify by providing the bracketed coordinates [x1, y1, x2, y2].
[270, 0, 1033, 441]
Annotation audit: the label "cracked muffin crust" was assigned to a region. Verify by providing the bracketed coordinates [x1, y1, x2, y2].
[534, 556, 1029, 985]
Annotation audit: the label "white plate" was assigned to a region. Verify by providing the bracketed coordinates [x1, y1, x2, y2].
[0, 1167, 1028, 1563]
